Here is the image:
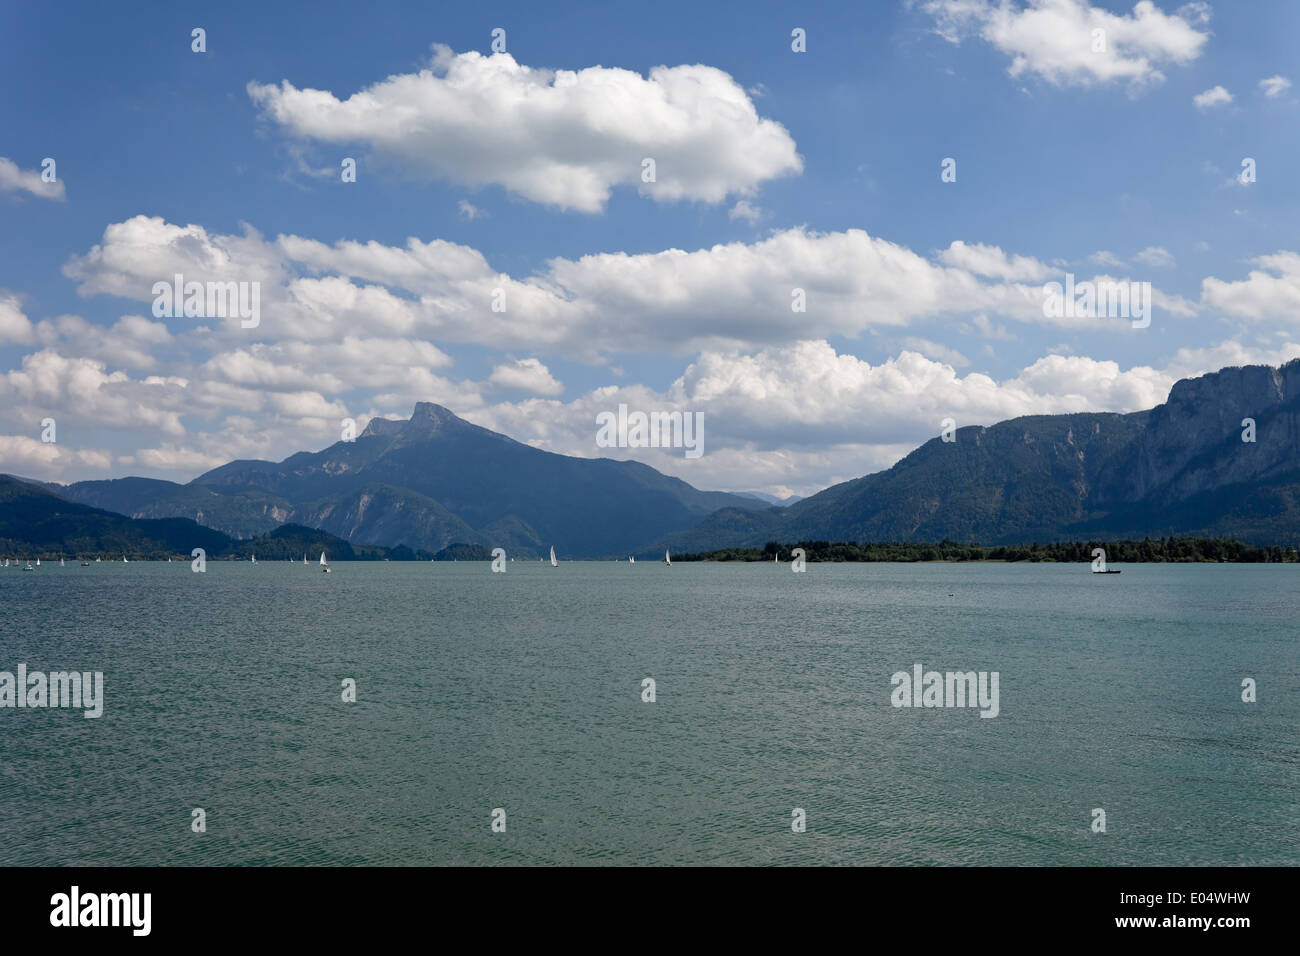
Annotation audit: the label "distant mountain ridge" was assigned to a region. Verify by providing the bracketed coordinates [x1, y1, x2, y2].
[0, 475, 383, 559]
[28, 402, 765, 558]
[736, 491, 803, 507]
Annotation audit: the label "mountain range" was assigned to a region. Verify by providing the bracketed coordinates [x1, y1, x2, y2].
[660, 360, 1300, 550]
[8, 361, 1300, 555]
[17, 402, 765, 558]
[0, 475, 398, 560]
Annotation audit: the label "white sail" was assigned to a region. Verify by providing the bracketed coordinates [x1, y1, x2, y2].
[629, 556, 635, 563]
[549, 546, 558, 567]
[664, 549, 671, 565]
[303, 554, 307, 564]
[319, 551, 327, 565]
[35, 558, 40, 566]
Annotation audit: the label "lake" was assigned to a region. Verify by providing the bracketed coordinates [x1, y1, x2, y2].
[1, 561, 1295, 865]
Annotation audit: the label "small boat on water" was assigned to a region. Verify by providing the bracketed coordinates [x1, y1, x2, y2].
[549, 546, 558, 567]
[664, 549, 671, 566]
[35, 558, 40, 566]
[629, 555, 635, 563]
[60, 557, 65, 567]
[320, 551, 330, 573]
[80, 561, 89, 566]
[23, 563, 34, 571]
[1093, 569, 1122, 574]
[251, 553, 257, 564]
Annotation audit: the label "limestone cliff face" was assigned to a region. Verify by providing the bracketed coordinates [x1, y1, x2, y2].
[1097, 361, 1300, 509]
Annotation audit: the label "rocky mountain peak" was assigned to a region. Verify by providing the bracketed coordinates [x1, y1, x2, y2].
[360, 403, 464, 439]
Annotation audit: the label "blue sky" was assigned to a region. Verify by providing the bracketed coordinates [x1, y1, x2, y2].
[3, 0, 1299, 495]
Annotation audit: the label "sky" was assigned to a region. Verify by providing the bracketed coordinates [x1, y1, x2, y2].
[2, 0, 1299, 497]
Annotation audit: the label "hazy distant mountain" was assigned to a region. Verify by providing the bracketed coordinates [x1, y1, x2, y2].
[662, 362, 1300, 549]
[22, 475, 292, 538]
[38, 403, 764, 557]
[0, 475, 371, 559]
[735, 491, 803, 507]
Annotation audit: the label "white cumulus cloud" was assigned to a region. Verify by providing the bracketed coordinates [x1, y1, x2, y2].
[1193, 85, 1233, 109]
[248, 45, 802, 213]
[489, 358, 564, 396]
[923, 0, 1210, 90]
[1259, 75, 1292, 98]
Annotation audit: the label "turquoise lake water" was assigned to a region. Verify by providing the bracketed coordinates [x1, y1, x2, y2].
[0, 561, 1295, 865]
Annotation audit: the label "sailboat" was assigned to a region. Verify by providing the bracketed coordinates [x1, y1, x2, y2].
[629, 555, 635, 563]
[23, 562, 33, 571]
[60, 557, 65, 567]
[35, 558, 40, 566]
[549, 546, 558, 567]
[95, 557, 101, 563]
[320, 551, 330, 573]
[664, 549, 671, 566]
[251, 553, 256, 564]
[122, 555, 128, 563]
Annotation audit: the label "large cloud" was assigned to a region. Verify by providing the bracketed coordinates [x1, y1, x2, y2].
[247, 45, 802, 212]
[1202, 252, 1300, 320]
[65, 217, 1192, 363]
[923, 0, 1210, 89]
